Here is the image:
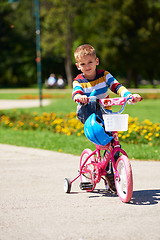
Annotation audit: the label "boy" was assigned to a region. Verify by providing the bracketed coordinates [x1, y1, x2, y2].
[72, 44, 141, 192]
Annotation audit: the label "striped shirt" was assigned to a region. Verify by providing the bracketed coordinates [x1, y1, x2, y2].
[72, 69, 131, 100]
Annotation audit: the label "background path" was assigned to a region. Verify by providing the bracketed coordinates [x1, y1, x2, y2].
[0, 144, 160, 240]
[0, 99, 50, 109]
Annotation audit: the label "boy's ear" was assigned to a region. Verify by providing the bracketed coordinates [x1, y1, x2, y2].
[75, 63, 81, 70]
[96, 57, 99, 65]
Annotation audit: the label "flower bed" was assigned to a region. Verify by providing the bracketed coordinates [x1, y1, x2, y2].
[0, 111, 159, 146]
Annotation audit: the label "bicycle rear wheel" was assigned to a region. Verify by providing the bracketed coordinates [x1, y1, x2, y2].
[115, 155, 133, 203]
[80, 149, 96, 192]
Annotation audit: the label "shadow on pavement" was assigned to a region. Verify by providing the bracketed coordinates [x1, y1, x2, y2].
[85, 188, 160, 205]
[130, 189, 160, 205]
[88, 188, 118, 198]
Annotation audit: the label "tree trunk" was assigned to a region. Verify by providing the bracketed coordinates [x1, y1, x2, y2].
[127, 69, 139, 88]
[127, 69, 132, 88]
[65, 43, 73, 86]
[64, 0, 74, 86]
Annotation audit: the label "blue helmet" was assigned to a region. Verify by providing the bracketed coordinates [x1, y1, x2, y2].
[84, 113, 113, 146]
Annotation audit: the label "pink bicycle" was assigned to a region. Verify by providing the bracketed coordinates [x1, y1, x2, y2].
[64, 96, 141, 203]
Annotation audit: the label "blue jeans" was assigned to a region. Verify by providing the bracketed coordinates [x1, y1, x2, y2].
[77, 101, 103, 124]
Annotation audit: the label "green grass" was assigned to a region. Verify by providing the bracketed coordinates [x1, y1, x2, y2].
[123, 99, 160, 123]
[0, 128, 159, 160]
[0, 92, 39, 99]
[0, 90, 160, 160]
[0, 89, 71, 99]
[0, 129, 160, 160]
[0, 128, 90, 155]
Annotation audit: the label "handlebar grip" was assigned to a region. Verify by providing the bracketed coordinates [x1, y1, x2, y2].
[130, 95, 143, 103]
[137, 96, 143, 101]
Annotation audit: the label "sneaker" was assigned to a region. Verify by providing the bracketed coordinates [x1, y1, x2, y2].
[105, 173, 116, 193]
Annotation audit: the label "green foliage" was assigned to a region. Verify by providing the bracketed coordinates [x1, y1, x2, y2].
[0, 0, 36, 87]
[77, 0, 160, 87]
[41, 0, 78, 85]
[0, 0, 160, 87]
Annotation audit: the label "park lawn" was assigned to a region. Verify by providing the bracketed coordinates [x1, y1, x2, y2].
[0, 128, 159, 160]
[0, 91, 160, 160]
[0, 89, 71, 100]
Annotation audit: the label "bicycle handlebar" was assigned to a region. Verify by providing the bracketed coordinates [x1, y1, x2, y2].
[99, 97, 130, 107]
[75, 95, 143, 114]
[99, 96, 131, 114]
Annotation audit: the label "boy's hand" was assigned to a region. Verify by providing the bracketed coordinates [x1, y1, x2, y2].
[130, 94, 143, 103]
[76, 95, 88, 104]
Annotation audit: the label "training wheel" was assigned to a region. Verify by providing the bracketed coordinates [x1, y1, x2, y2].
[64, 178, 71, 193]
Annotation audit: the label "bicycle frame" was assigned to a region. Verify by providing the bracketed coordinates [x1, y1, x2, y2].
[70, 131, 128, 186]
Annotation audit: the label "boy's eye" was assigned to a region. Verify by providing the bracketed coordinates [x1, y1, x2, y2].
[80, 60, 93, 66]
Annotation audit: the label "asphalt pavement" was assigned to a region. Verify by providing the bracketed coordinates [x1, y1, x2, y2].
[0, 144, 160, 240]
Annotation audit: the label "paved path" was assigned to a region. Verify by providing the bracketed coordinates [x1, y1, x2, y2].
[0, 99, 50, 109]
[0, 144, 160, 240]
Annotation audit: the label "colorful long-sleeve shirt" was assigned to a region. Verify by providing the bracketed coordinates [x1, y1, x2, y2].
[72, 69, 131, 101]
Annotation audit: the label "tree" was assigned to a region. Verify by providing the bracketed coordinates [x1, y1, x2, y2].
[0, 1, 36, 87]
[0, 0, 160, 88]
[74, 0, 160, 87]
[139, 0, 160, 85]
[41, 0, 77, 86]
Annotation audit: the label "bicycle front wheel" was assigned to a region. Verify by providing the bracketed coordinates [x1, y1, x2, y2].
[115, 155, 133, 203]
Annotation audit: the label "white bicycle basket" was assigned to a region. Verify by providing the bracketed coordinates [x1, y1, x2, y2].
[102, 114, 129, 131]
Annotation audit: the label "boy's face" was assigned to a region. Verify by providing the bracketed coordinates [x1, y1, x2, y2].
[76, 55, 99, 79]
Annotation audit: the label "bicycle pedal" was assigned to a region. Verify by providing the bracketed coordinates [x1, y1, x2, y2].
[79, 182, 93, 190]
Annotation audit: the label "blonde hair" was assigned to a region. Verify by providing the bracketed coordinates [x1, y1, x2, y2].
[74, 44, 97, 62]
